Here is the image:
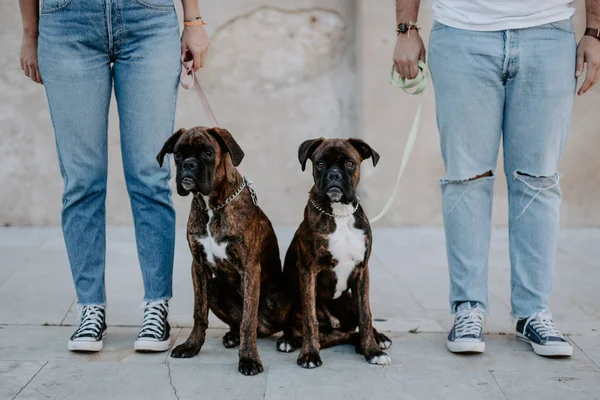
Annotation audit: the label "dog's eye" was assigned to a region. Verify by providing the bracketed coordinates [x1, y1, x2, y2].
[174, 153, 182, 163]
[345, 160, 355, 169]
[316, 161, 325, 170]
[203, 151, 214, 160]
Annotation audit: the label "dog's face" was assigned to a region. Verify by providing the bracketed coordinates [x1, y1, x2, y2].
[298, 138, 379, 204]
[156, 126, 245, 196]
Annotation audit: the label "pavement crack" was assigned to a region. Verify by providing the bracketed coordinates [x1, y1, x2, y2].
[11, 361, 48, 400]
[488, 370, 508, 400]
[166, 361, 180, 400]
[569, 336, 600, 369]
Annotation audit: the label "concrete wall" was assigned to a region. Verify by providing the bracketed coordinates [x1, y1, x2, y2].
[0, 0, 598, 227]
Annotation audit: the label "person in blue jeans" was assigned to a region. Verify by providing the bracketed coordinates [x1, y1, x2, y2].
[18, 0, 209, 352]
[393, 0, 600, 357]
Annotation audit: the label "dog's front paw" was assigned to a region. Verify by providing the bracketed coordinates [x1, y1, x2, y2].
[171, 341, 202, 358]
[238, 358, 264, 376]
[375, 332, 392, 350]
[222, 330, 240, 349]
[366, 351, 391, 366]
[276, 336, 298, 353]
[297, 351, 323, 369]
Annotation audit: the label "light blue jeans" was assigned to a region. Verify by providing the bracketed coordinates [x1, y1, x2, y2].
[428, 19, 577, 318]
[38, 0, 181, 305]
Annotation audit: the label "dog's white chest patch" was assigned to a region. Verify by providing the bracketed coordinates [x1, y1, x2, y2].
[196, 197, 228, 266]
[328, 203, 366, 299]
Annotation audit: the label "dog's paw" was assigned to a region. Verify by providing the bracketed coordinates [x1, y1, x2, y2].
[366, 351, 391, 366]
[222, 331, 240, 349]
[375, 332, 393, 350]
[238, 358, 264, 376]
[276, 336, 298, 353]
[171, 341, 201, 359]
[297, 351, 323, 369]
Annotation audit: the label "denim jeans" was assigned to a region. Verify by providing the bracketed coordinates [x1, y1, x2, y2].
[38, 0, 181, 305]
[428, 19, 577, 318]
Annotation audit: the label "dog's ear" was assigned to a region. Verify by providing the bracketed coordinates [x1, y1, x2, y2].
[157, 128, 185, 167]
[298, 138, 325, 171]
[207, 127, 245, 167]
[347, 138, 380, 167]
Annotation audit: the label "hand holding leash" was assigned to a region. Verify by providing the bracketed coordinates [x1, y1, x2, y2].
[369, 60, 429, 223]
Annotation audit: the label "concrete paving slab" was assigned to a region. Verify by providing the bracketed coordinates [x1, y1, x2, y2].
[265, 364, 507, 400]
[168, 362, 268, 400]
[0, 326, 180, 363]
[0, 361, 46, 400]
[0, 250, 74, 326]
[13, 361, 176, 400]
[490, 369, 600, 400]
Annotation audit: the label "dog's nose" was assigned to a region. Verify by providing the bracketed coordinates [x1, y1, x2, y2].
[327, 169, 342, 182]
[181, 158, 198, 170]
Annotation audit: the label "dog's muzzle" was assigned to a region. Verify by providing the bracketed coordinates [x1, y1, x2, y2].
[181, 177, 196, 191]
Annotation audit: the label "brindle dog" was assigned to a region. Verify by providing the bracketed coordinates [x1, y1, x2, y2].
[276, 138, 392, 368]
[157, 126, 288, 376]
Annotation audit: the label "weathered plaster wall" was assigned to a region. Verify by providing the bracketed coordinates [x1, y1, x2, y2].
[1, 0, 599, 227]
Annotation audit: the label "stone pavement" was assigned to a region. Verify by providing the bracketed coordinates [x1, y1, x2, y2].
[1, 227, 599, 399]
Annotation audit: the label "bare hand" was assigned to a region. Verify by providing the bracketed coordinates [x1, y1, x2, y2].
[181, 25, 209, 71]
[20, 32, 42, 84]
[576, 36, 600, 96]
[393, 31, 426, 80]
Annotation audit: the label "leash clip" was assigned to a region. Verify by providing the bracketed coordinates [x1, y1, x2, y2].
[246, 179, 259, 207]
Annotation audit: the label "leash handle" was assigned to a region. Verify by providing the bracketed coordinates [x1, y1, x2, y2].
[180, 50, 220, 127]
[369, 61, 429, 223]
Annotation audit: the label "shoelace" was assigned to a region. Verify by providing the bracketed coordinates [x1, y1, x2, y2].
[73, 305, 105, 338]
[139, 301, 168, 338]
[526, 311, 563, 339]
[454, 307, 484, 337]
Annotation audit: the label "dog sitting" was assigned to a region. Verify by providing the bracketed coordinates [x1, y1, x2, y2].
[276, 138, 392, 368]
[156, 126, 288, 376]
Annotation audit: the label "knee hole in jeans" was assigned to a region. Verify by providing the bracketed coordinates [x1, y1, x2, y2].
[512, 171, 560, 219]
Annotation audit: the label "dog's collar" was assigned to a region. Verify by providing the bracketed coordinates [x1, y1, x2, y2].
[193, 176, 258, 212]
[308, 197, 360, 218]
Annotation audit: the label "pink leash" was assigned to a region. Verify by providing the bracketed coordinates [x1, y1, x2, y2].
[180, 50, 220, 127]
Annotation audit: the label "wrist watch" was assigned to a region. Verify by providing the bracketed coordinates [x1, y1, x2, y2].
[396, 22, 419, 34]
[584, 27, 600, 39]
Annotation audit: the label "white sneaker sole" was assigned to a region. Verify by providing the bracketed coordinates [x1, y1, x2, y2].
[134, 338, 171, 352]
[447, 339, 485, 354]
[68, 331, 106, 352]
[516, 333, 573, 357]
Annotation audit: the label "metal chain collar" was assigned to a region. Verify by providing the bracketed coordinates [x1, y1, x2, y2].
[308, 197, 361, 218]
[193, 176, 258, 212]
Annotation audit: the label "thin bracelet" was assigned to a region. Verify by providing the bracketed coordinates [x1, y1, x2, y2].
[184, 16, 207, 26]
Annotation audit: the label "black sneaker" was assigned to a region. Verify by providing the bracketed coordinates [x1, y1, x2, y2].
[68, 305, 107, 352]
[134, 300, 171, 352]
[516, 311, 573, 357]
[447, 301, 485, 353]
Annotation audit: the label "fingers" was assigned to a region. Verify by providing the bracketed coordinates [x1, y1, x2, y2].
[192, 50, 203, 71]
[407, 63, 419, 80]
[199, 48, 206, 69]
[578, 64, 599, 95]
[33, 66, 43, 84]
[576, 46, 584, 78]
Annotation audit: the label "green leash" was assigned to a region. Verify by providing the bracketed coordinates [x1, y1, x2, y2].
[369, 60, 429, 223]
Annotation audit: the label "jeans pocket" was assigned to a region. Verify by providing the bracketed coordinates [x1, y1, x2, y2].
[549, 19, 575, 33]
[133, 0, 175, 11]
[431, 20, 450, 32]
[41, 0, 73, 14]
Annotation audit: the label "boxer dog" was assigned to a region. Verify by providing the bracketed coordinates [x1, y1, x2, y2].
[276, 138, 392, 368]
[157, 126, 288, 376]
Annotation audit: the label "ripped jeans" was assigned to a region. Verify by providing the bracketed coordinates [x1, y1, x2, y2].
[428, 19, 577, 318]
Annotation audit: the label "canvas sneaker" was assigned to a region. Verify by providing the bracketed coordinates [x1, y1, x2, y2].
[68, 305, 107, 352]
[516, 311, 573, 357]
[447, 301, 485, 353]
[134, 300, 171, 352]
